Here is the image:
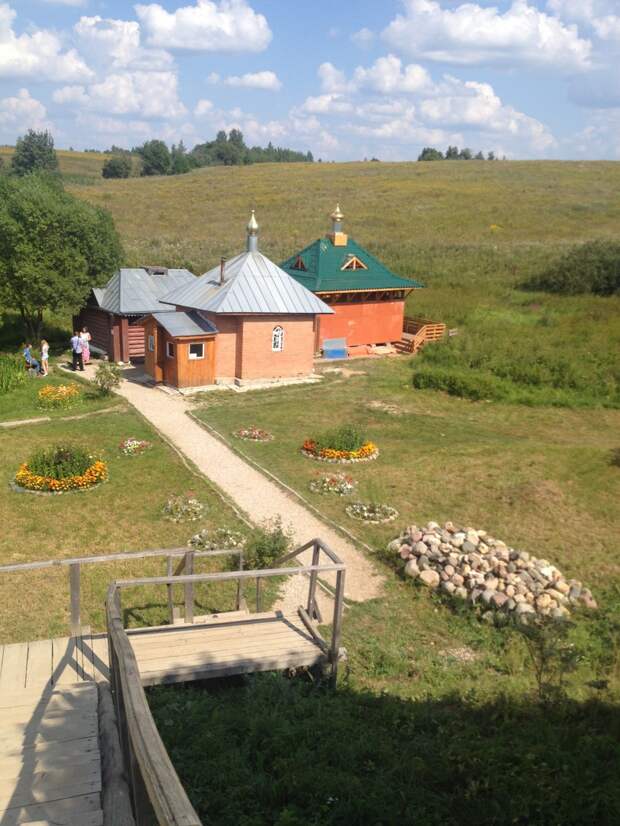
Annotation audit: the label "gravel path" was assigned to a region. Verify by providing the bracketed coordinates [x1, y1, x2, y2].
[104, 371, 384, 611]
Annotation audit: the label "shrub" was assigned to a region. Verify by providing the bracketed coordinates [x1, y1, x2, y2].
[93, 361, 122, 395]
[244, 517, 293, 569]
[412, 367, 505, 401]
[313, 425, 366, 453]
[526, 240, 620, 296]
[0, 353, 26, 394]
[38, 383, 81, 409]
[162, 493, 205, 523]
[102, 155, 132, 179]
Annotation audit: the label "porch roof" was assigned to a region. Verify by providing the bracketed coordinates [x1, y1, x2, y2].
[150, 311, 218, 338]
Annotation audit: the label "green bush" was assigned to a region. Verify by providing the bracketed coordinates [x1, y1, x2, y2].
[27, 444, 92, 480]
[0, 353, 26, 394]
[102, 155, 132, 179]
[412, 366, 505, 401]
[93, 360, 122, 395]
[527, 240, 620, 296]
[313, 425, 366, 453]
[244, 517, 293, 569]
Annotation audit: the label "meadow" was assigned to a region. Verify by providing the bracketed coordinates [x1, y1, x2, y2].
[0, 146, 111, 185]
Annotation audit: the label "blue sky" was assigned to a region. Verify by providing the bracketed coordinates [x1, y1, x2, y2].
[1, 1, 620, 159]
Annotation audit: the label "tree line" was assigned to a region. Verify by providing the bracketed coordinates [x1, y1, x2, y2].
[418, 146, 502, 161]
[102, 129, 313, 178]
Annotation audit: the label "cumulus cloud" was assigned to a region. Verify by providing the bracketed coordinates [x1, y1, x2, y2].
[0, 89, 48, 135]
[353, 55, 432, 94]
[135, 0, 272, 52]
[194, 99, 214, 117]
[0, 3, 93, 81]
[212, 70, 282, 90]
[318, 62, 351, 94]
[74, 15, 173, 71]
[41, 0, 87, 6]
[53, 71, 187, 119]
[298, 94, 353, 115]
[351, 28, 375, 48]
[383, 0, 592, 71]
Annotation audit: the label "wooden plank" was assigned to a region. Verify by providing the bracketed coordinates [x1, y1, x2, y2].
[0, 738, 99, 772]
[0, 793, 102, 825]
[0, 715, 98, 749]
[24, 641, 52, 692]
[125, 609, 274, 637]
[0, 683, 95, 712]
[51, 638, 84, 685]
[17, 814, 102, 826]
[132, 631, 318, 664]
[77, 634, 95, 682]
[69, 564, 81, 638]
[0, 644, 28, 692]
[129, 619, 313, 650]
[0, 777, 100, 812]
[0, 762, 100, 802]
[88, 634, 110, 683]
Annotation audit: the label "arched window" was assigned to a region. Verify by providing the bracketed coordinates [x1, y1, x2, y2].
[272, 326, 284, 352]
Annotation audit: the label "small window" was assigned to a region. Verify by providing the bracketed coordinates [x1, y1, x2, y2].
[148, 334, 155, 352]
[341, 255, 367, 271]
[272, 326, 284, 352]
[292, 255, 306, 271]
[166, 341, 175, 358]
[188, 342, 204, 360]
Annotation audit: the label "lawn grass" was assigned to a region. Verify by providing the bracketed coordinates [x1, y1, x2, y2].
[0, 407, 247, 642]
[152, 356, 620, 823]
[0, 368, 116, 422]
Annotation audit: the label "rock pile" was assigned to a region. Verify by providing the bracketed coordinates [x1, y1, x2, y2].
[389, 521, 597, 622]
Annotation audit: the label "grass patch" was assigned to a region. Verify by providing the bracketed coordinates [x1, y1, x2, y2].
[0, 408, 247, 642]
[0, 368, 115, 422]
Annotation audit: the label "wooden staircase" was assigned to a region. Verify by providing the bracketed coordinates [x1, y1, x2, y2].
[397, 316, 447, 354]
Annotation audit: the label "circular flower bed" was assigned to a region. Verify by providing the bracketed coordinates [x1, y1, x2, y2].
[14, 444, 107, 494]
[302, 439, 379, 463]
[309, 472, 357, 496]
[188, 527, 246, 551]
[234, 426, 273, 442]
[119, 437, 151, 456]
[346, 502, 399, 524]
[162, 493, 205, 523]
[38, 383, 81, 409]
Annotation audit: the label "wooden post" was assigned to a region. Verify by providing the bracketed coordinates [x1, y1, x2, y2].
[330, 569, 346, 685]
[69, 563, 81, 637]
[167, 556, 174, 625]
[306, 541, 320, 619]
[236, 552, 244, 611]
[120, 317, 130, 363]
[184, 551, 194, 624]
[255, 577, 262, 613]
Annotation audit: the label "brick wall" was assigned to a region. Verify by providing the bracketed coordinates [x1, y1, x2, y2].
[318, 299, 405, 347]
[238, 316, 315, 380]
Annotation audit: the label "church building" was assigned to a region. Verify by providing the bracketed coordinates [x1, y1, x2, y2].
[280, 205, 423, 353]
[141, 212, 332, 389]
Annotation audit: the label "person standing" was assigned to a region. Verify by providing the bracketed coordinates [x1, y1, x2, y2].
[70, 331, 84, 371]
[40, 339, 49, 376]
[80, 326, 91, 365]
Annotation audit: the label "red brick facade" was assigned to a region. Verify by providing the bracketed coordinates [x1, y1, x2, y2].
[317, 298, 405, 347]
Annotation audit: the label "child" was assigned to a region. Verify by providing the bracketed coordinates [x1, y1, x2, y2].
[23, 343, 41, 374]
[40, 339, 49, 376]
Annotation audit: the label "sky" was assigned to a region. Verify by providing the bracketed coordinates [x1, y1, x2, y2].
[1, 0, 620, 160]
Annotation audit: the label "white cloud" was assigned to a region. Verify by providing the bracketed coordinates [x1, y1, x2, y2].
[565, 109, 620, 158]
[41, 0, 87, 6]
[383, 0, 592, 71]
[0, 3, 93, 81]
[74, 15, 173, 71]
[298, 94, 353, 114]
[593, 15, 620, 41]
[221, 71, 282, 90]
[194, 98, 214, 117]
[318, 62, 351, 94]
[0, 89, 49, 136]
[53, 71, 187, 119]
[353, 55, 432, 94]
[135, 0, 272, 52]
[351, 27, 375, 48]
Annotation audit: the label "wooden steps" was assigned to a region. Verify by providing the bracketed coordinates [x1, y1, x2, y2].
[129, 610, 328, 686]
[0, 682, 103, 826]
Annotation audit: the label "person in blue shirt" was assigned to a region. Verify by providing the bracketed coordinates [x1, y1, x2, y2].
[70, 331, 84, 371]
[23, 343, 41, 374]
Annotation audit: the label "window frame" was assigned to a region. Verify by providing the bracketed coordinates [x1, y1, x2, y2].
[147, 334, 155, 352]
[188, 341, 205, 361]
[166, 340, 175, 359]
[272, 325, 284, 352]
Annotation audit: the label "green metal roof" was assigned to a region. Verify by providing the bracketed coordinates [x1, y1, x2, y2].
[280, 237, 424, 293]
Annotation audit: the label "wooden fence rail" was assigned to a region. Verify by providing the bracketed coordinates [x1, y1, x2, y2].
[403, 316, 447, 353]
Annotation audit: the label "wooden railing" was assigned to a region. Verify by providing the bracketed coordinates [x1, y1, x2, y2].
[0, 546, 244, 637]
[105, 538, 346, 826]
[402, 316, 447, 353]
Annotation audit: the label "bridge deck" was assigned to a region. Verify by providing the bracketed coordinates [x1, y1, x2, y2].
[129, 610, 327, 686]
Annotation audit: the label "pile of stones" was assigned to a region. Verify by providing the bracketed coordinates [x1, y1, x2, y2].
[389, 521, 597, 622]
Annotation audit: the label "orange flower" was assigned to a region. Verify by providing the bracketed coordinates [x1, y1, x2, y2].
[15, 460, 108, 492]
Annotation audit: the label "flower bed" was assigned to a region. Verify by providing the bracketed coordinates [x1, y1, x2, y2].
[234, 426, 273, 442]
[309, 472, 357, 496]
[162, 493, 206, 523]
[119, 437, 152, 456]
[346, 502, 399, 524]
[38, 383, 81, 409]
[302, 439, 379, 463]
[14, 444, 107, 493]
[188, 527, 246, 551]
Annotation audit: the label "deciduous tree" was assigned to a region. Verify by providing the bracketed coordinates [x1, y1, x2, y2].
[11, 130, 58, 176]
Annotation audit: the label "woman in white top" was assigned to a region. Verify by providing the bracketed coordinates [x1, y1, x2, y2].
[80, 327, 92, 364]
[40, 339, 49, 376]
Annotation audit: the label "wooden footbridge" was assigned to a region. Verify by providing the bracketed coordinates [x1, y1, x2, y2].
[0, 540, 346, 825]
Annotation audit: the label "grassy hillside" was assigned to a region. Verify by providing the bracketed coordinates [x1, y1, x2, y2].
[71, 160, 620, 407]
[0, 146, 111, 184]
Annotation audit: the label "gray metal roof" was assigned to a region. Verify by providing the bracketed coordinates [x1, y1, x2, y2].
[92, 268, 196, 315]
[160, 252, 333, 316]
[150, 311, 218, 338]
